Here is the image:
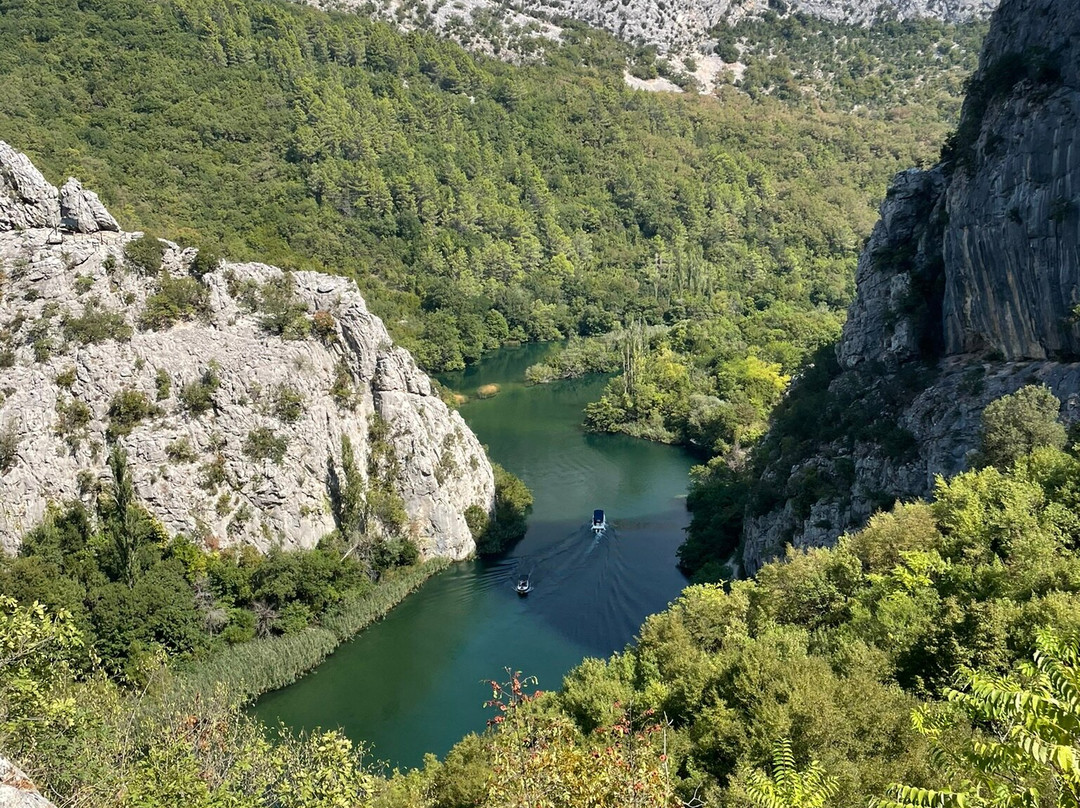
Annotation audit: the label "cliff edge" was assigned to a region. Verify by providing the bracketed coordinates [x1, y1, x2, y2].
[0, 143, 495, 560]
[742, 0, 1080, 572]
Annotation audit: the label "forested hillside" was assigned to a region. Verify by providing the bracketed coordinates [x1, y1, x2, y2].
[0, 0, 978, 378]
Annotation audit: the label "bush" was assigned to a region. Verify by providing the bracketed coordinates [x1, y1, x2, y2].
[0, 421, 19, 471]
[165, 436, 198, 463]
[312, 310, 337, 342]
[141, 275, 210, 330]
[188, 246, 221, 279]
[179, 364, 220, 415]
[55, 366, 77, 389]
[199, 454, 228, 490]
[243, 427, 288, 464]
[271, 385, 305, 423]
[154, 368, 171, 401]
[222, 608, 257, 644]
[978, 384, 1066, 470]
[62, 300, 132, 345]
[464, 504, 489, 539]
[475, 464, 532, 555]
[55, 398, 92, 450]
[106, 389, 157, 441]
[123, 234, 164, 275]
[258, 274, 310, 339]
[330, 362, 356, 409]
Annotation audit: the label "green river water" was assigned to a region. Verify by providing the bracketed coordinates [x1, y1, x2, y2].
[253, 343, 696, 770]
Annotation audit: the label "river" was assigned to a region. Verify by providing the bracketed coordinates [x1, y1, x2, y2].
[253, 343, 696, 770]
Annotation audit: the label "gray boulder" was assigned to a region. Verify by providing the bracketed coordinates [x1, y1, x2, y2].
[59, 178, 119, 233]
[0, 143, 59, 231]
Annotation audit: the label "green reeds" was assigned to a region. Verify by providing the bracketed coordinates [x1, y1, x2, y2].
[176, 559, 450, 702]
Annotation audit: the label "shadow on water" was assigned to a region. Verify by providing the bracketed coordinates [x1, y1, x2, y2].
[253, 344, 695, 770]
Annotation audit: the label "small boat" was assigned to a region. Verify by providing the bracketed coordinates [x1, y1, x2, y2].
[591, 509, 607, 535]
[516, 575, 533, 596]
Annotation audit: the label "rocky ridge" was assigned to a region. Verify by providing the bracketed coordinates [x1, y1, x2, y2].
[742, 0, 1080, 573]
[315, 0, 994, 75]
[0, 143, 495, 560]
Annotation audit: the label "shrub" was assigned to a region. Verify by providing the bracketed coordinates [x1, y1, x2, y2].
[165, 436, 198, 463]
[978, 384, 1066, 469]
[243, 427, 288, 464]
[123, 234, 164, 275]
[0, 421, 18, 471]
[141, 275, 210, 330]
[475, 464, 533, 555]
[188, 246, 221, 279]
[106, 389, 158, 441]
[312, 310, 337, 342]
[62, 299, 133, 345]
[330, 362, 356, 409]
[271, 384, 305, 423]
[55, 366, 77, 389]
[222, 608, 257, 644]
[154, 368, 172, 401]
[199, 454, 228, 490]
[226, 274, 261, 310]
[259, 274, 310, 339]
[55, 398, 91, 449]
[179, 364, 221, 416]
[464, 504, 489, 539]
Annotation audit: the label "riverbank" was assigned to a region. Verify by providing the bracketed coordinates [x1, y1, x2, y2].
[253, 344, 696, 768]
[175, 558, 450, 703]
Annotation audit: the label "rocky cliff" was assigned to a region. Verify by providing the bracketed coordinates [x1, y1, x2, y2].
[318, 0, 994, 72]
[0, 143, 494, 560]
[742, 0, 1080, 572]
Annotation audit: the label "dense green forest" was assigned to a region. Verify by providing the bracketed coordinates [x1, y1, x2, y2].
[10, 387, 1080, 807]
[0, 0, 979, 378]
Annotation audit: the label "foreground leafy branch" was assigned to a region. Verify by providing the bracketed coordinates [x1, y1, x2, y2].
[876, 631, 1080, 808]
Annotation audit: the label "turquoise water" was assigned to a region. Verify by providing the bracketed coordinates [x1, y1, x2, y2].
[253, 344, 695, 770]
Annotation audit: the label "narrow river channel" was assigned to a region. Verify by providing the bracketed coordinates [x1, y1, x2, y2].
[253, 343, 696, 770]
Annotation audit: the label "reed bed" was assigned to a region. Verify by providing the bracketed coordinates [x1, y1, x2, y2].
[177, 558, 450, 702]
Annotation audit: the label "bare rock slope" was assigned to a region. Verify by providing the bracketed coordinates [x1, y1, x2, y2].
[323, 0, 995, 67]
[0, 143, 494, 559]
[743, 0, 1080, 572]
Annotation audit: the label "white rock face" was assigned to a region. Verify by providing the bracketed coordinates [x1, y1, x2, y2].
[0, 143, 59, 232]
[59, 178, 119, 234]
[0, 142, 494, 560]
[0, 757, 55, 808]
[315, 0, 995, 70]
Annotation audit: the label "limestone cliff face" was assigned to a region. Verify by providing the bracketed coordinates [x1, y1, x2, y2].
[0, 143, 494, 559]
[319, 0, 993, 75]
[742, 0, 1080, 572]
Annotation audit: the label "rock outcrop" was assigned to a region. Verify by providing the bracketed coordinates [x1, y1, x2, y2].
[59, 178, 119, 234]
[0, 142, 494, 560]
[317, 0, 994, 75]
[743, 0, 1080, 572]
[0, 757, 55, 808]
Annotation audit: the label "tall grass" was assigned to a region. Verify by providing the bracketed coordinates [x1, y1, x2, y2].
[176, 559, 450, 702]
